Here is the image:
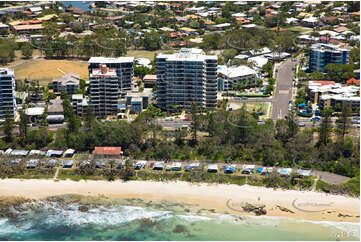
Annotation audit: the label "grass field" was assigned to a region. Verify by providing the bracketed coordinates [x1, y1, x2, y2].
[13, 59, 89, 85]
[126, 50, 162, 60]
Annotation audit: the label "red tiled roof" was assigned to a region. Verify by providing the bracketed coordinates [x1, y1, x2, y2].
[94, 146, 122, 155]
[347, 78, 359, 86]
[312, 81, 336, 86]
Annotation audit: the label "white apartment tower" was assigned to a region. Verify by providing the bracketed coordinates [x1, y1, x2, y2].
[0, 68, 16, 120]
[156, 48, 217, 111]
[88, 57, 134, 116]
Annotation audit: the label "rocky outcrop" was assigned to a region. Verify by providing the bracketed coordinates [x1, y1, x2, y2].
[242, 203, 267, 216]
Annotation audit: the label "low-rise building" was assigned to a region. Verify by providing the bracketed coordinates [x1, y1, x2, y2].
[53, 73, 80, 94]
[72, 94, 89, 116]
[308, 81, 360, 112]
[143, 74, 157, 88]
[217, 65, 258, 91]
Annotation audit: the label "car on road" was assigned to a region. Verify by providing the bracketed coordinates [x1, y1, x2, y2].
[310, 116, 321, 122]
[241, 96, 248, 100]
[352, 119, 360, 124]
[165, 117, 174, 121]
[184, 118, 192, 121]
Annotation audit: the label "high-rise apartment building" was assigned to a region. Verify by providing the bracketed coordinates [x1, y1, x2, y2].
[156, 48, 217, 111]
[88, 57, 134, 92]
[89, 64, 120, 117]
[0, 68, 16, 120]
[309, 43, 350, 72]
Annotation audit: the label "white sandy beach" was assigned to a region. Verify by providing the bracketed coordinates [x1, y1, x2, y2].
[0, 179, 359, 222]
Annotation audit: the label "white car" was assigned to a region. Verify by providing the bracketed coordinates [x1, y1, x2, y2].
[165, 117, 174, 121]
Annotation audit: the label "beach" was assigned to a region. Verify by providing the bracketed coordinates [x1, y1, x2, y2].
[0, 179, 359, 223]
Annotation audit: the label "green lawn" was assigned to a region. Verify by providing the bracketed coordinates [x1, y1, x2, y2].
[126, 50, 162, 60]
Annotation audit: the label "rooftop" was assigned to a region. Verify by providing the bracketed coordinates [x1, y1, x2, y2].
[88, 57, 134, 64]
[218, 65, 257, 78]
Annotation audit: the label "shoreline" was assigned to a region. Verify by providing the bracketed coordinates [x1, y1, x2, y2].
[0, 179, 359, 223]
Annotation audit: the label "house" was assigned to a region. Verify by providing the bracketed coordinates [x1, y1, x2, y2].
[13, 24, 44, 33]
[46, 150, 63, 158]
[297, 168, 312, 177]
[26, 159, 39, 168]
[53, 73, 80, 94]
[66, 7, 86, 15]
[46, 159, 57, 168]
[93, 146, 123, 157]
[143, 74, 157, 88]
[277, 168, 292, 176]
[347, 78, 359, 86]
[48, 97, 64, 115]
[63, 148, 75, 158]
[29, 150, 45, 156]
[62, 160, 74, 168]
[301, 17, 319, 27]
[25, 107, 45, 123]
[11, 150, 29, 156]
[248, 56, 268, 70]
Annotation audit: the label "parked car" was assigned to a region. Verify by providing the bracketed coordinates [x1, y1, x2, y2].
[242, 96, 248, 100]
[135, 160, 147, 170]
[184, 118, 192, 121]
[165, 117, 174, 121]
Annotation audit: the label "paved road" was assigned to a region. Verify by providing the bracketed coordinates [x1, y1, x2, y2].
[271, 59, 297, 120]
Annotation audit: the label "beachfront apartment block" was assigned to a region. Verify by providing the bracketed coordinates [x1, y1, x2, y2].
[156, 48, 217, 111]
[88, 57, 134, 94]
[0, 68, 16, 120]
[89, 64, 120, 117]
[309, 43, 350, 72]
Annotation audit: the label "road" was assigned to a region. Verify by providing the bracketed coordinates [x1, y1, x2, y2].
[226, 59, 297, 121]
[271, 59, 297, 120]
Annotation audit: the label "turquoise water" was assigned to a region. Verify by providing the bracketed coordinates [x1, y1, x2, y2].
[0, 200, 359, 241]
[62, 1, 94, 11]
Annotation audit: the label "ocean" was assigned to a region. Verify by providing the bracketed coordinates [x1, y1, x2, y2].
[62, 1, 94, 11]
[0, 195, 359, 241]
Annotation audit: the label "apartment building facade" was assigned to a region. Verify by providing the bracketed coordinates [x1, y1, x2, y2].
[0, 68, 16, 120]
[156, 48, 217, 111]
[309, 43, 350, 72]
[88, 57, 134, 94]
[89, 64, 120, 117]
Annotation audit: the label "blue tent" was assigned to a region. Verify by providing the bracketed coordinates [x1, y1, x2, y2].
[257, 167, 263, 173]
[299, 103, 307, 108]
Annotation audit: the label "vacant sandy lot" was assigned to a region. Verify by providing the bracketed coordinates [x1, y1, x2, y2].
[13, 59, 89, 85]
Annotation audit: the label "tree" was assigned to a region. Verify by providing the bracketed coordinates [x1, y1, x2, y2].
[318, 107, 333, 146]
[19, 109, 29, 146]
[2, 110, 14, 143]
[21, 44, 33, 59]
[336, 102, 352, 139]
[143, 31, 161, 50]
[190, 103, 200, 145]
[84, 106, 95, 129]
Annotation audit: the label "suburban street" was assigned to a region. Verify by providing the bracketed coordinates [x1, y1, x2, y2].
[271, 59, 297, 120]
